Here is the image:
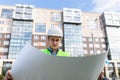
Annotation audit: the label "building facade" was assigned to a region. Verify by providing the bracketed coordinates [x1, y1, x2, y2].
[8, 4, 34, 59]
[82, 12, 106, 56]
[0, 4, 120, 79]
[63, 8, 83, 57]
[101, 12, 120, 78]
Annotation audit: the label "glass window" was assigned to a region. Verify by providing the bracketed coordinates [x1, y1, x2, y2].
[15, 12, 22, 18]
[33, 42, 38, 46]
[3, 62, 12, 67]
[114, 14, 119, 19]
[114, 20, 120, 24]
[50, 24, 62, 29]
[35, 23, 46, 33]
[95, 38, 99, 42]
[0, 55, 7, 59]
[41, 42, 46, 46]
[87, 21, 98, 30]
[0, 47, 8, 52]
[0, 33, 2, 38]
[89, 44, 93, 47]
[0, 27, 3, 31]
[25, 8, 32, 12]
[64, 16, 72, 21]
[106, 27, 120, 60]
[107, 19, 113, 24]
[101, 38, 105, 42]
[74, 17, 80, 21]
[102, 44, 106, 48]
[51, 12, 62, 21]
[34, 35, 39, 40]
[106, 14, 112, 19]
[24, 13, 32, 19]
[64, 24, 83, 56]
[83, 44, 87, 47]
[95, 44, 100, 48]
[1, 9, 13, 18]
[41, 36, 46, 40]
[0, 47, 2, 52]
[97, 50, 101, 54]
[90, 50, 94, 54]
[4, 41, 9, 45]
[64, 10, 72, 16]
[88, 38, 92, 42]
[9, 20, 33, 57]
[117, 63, 120, 67]
[84, 50, 88, 54]
[74, 11, 80, 17]
[7, 21, 12, 25]
[16, 7, 23, 11]
[7, 27, 11, 32]
[0, 21, 4, 24]
[4, 34, 10, 38]
[102, 50, 106, 53]
[83, 38, 86, 41]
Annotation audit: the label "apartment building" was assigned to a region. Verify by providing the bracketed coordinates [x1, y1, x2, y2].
[0, 4, 120, 79]
[101, 12, 120, 78]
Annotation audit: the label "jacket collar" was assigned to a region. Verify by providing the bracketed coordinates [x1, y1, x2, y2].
[47, 47, 59, 55]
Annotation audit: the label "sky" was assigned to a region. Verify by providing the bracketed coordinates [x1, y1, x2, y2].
[0, 0, 120, 13]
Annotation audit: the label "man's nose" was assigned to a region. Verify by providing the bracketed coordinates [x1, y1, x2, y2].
[53, 41, 57, 44]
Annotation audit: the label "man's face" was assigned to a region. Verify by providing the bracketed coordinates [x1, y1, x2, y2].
[48, 36, 62, 50]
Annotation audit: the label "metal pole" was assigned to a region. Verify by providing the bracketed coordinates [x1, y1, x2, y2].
[91, 33, 96, 55]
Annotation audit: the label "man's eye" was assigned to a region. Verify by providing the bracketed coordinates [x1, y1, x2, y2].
[56, 39, 59, 41]
[52, 39, 55, 41]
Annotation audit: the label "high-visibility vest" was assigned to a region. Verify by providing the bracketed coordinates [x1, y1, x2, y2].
[41, 49, 70, 57]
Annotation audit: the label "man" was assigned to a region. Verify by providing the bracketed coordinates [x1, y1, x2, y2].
[41, 26, 69, 56]
[4, 26, 70, 80]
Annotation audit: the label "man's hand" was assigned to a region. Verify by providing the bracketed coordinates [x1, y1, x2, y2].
[4, 70, 13, 80]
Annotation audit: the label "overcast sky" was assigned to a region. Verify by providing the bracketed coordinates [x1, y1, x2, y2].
[0, 0, 120, 13]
